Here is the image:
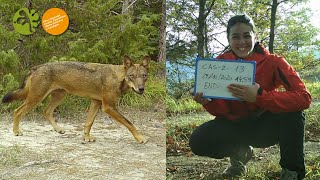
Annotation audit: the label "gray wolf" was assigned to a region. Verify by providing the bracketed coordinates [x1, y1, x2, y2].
[2, 56, 150, 143]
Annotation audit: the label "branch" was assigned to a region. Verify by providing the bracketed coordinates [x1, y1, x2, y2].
[122, 0, 138, 14]
[74, 6, 100, 15]
[211, 36, 227, 47]
[278, 0, 291, 4]
[263, 2, 272, 6]
[204, 0, 216, 19]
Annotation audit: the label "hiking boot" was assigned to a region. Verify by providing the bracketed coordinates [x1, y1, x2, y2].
[221, 146, 253, 179]
[279, 168, 298, 180]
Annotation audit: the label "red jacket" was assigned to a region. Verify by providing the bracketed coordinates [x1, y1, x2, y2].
[203, 47, 312, 120]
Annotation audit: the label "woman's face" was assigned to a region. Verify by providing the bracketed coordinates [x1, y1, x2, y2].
[228, 23, 256, 58]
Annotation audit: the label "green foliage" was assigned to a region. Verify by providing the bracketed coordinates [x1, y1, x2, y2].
[51, 95, 91, 118]
[119, 77, 165, 109]
[166, 112, 212, 155]
[305, 82, 320, 99]
[0, 24, 20, 51]
[166, 58, 195, 99]
[166, 95, 203, 115]
[0, 0, 163, 113]
[0, 73, 20, 112]
[0, 73, 19, 93]
[0, 49, 20, 75]
[166, 0, 319, 99]
[305, 154, 320, 178]
[305, 103, 320, 138]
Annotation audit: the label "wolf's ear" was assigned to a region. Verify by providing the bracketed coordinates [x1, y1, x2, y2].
[140, 56, 150, 69]
[123, 55, 133, 70]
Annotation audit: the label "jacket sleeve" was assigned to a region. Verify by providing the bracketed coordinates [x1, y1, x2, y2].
[203, 99, 228, 116]
[256, 56, 311, 113]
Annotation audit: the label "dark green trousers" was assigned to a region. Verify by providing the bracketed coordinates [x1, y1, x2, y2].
[189, 111, 305, 179]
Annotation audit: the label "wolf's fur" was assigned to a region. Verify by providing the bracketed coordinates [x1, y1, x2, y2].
[2, 56, 150, 143]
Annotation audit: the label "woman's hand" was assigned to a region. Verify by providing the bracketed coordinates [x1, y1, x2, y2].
[193, 92, 210, 105]
[227, 83, 260, 102]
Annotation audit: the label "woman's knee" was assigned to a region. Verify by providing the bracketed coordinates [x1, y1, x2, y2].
[188, 120, 233, 158]
[278, 111, 305, 130]
[189, 134, 231, 158]
[189, 127, 207, 156]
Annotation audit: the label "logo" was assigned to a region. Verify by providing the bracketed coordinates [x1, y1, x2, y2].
[42, 8, 69, 35]
[13, 8, 40, 35]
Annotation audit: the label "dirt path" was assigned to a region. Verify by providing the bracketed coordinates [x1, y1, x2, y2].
[0, 107, 166, 180]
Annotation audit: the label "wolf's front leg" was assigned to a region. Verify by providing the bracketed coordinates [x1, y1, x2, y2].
[83, 99, 101, 142]
[102, 103, 147, 144]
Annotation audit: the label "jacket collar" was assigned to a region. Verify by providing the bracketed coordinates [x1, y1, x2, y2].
[220, 45, 270, 62]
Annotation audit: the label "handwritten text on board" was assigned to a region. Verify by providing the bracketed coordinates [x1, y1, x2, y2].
[194, 58, 256, 100]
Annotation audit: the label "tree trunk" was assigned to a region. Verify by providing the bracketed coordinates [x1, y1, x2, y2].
[121, 0, 135, 31]
[204, 21, 209, 56]
[122, 0, 134, 15]
[158, 0, 166, 62]
[197, 0, 206, 58]
[269, 0, 278, 54]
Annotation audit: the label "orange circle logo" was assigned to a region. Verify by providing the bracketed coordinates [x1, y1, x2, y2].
[42, 8, 69, 35]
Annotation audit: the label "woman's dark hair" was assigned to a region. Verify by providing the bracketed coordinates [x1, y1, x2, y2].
[226, 14, 256, 38]
[221, 14, 266, 55]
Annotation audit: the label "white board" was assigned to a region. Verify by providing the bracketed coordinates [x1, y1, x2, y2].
[194, 58, 256, 100]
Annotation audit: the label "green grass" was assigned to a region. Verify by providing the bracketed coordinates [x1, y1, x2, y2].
[166, 112, 212, 155]
[305, 103, 320, 129]
[242, 153, 320, 179]
[119, 76, 166, 109]
[305, 154, 320, 179]
[166, 95, 203, 115]
[243, 152, 282, 180]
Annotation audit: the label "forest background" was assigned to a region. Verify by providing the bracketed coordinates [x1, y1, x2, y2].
[0, 0, 166, 112]
[166, 0, 320, 179]
[0, 1, 166, 179]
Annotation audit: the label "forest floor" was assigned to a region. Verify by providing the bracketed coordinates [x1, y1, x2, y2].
[167, 142, 320, 180]
[0, 106, 166, 180]
[166, 111, 320, 180]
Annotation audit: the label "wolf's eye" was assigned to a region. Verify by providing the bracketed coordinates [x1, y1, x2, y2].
[143, 74, 147, 79]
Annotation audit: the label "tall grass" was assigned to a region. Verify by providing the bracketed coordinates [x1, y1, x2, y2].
[305, 103, 320, 129]
[119, 76, 166, 109]
[166, 95, 203, 115]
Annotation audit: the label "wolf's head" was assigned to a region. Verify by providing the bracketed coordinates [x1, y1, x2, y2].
[123, 55, 150, 95]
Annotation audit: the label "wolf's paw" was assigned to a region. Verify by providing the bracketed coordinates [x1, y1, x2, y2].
[13, 129, 23, 136]
[83, 135, 96, 142]
[55, 127, 65, 134]
[135, 134, 148, 144]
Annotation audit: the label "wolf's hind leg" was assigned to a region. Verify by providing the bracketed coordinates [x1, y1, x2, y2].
[13, 98, 44, 136]
[43, 89, 66, 134]
[83, 99, 101, 142]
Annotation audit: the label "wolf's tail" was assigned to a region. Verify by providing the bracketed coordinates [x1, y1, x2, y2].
[2, 71, 32, 103]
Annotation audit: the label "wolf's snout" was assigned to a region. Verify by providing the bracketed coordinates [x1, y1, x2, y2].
[138, 87, 145, 94]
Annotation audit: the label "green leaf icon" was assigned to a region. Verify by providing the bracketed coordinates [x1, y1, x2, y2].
[13, 8, 40, 35]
